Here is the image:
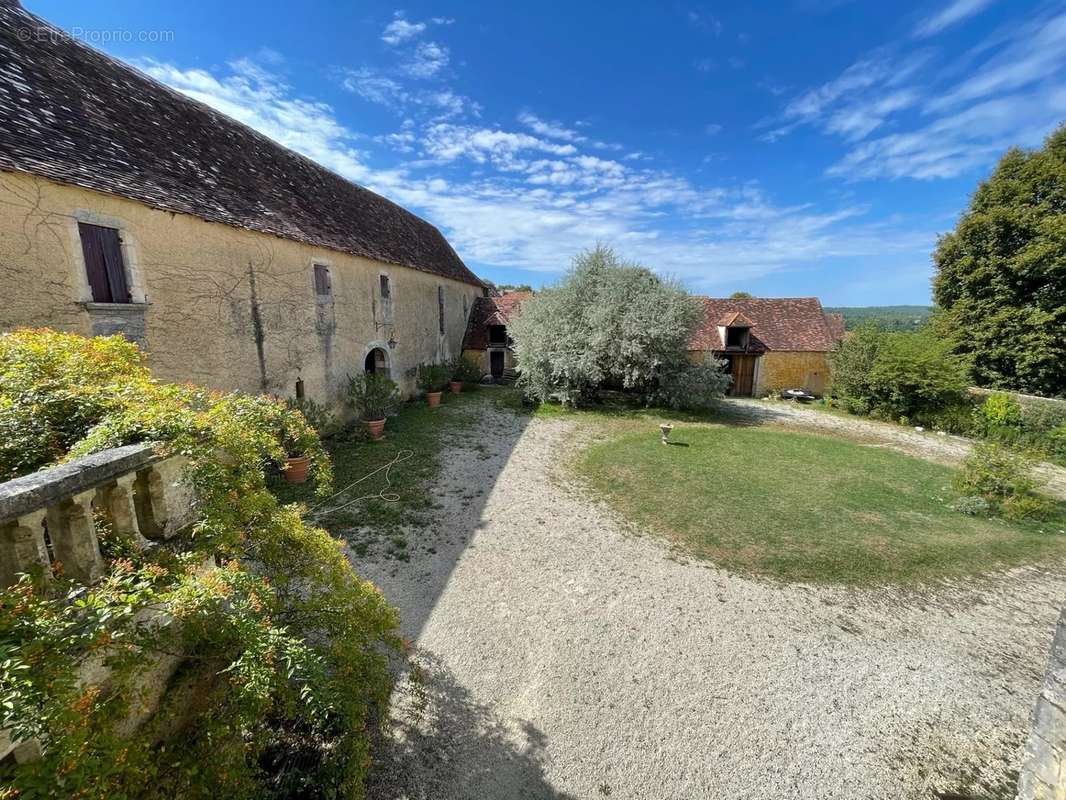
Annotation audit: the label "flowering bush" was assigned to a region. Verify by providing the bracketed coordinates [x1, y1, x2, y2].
[0, 329, 399, 799]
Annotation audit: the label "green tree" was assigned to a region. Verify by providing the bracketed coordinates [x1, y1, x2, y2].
[932, 125, 1066, 397]
[729, 291, 754, 299]
[830, 325, 971, 420]
[509, 246, 729, 408]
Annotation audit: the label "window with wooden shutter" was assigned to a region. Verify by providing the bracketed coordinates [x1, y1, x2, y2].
[379, 274, 390, 299]
[78, 223, 130, 303]
[313, 264, 331, 296]
[438, 286, 445, 334]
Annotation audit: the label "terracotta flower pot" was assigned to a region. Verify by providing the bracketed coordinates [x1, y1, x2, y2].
[284, 454, 311, 484]
[366, 418, 386, 440]
[449, 381, 462, 394]
[426, 391, 442, 408]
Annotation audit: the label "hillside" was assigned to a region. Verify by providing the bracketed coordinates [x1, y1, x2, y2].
[824, 305, 934, 331]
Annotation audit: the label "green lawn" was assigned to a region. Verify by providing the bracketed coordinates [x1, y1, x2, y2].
[272, 390, 479, 560]
[577, 423, 1066, 584]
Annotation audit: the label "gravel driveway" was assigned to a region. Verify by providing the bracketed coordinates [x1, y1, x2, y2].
[357, 393, 1066, 800]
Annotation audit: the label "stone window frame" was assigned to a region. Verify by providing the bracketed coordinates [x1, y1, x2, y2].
[376, 268, 394, 323]
[68, 209, 147, 306]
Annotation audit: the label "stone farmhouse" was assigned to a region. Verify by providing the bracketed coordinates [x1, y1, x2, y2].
[0, 1, 484, 407]
[461, 291, 530, 381]
[689, 297, 846, 397]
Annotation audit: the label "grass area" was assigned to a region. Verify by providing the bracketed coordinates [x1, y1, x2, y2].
[272, 390, 480, 560]
[576, 421, 1066, 584]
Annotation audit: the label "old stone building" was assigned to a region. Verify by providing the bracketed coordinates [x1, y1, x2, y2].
[689, 297, 845, 397]
[461, 291, 530, 381]
[0, 1, 483, 406]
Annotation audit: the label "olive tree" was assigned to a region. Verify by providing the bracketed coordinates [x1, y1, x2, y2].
[509, 245, 729, 408]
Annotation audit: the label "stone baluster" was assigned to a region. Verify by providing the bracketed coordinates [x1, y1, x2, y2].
[0, 509, 49, 589]
[135, 457, 191, 540]
[96, 474, 150, 549]
[45, 490, 104, 583]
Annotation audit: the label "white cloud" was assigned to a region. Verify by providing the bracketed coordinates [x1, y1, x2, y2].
[140, 57, 934, 289]
[763, 5, 1066, 181]
[828, 85, 1066, 180]
[926, 10, 1066, 111]
[404, 41, 449, 78]
[517, 111, 585, 142]
[421, 123, 578, 165]
[913, 0, 995, 38]
[381, 17, 426, 45]
[705, 123, 723, 135]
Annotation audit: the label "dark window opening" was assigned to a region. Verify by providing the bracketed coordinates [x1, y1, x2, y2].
[313, 264, 331, 296]
[78, 222, 130, 303]
[488, 324, 507, 345]
[725, 326, 749, 349]
[295, 378, 305, 400]
[379, 274, 391, 298]
[438, 286, 445, 334]
[364, 347, 389, 376]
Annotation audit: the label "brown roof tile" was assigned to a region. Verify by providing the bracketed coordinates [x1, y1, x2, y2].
[691, 297, 842, 352]
[462, 292, 529, 350]
[0, 4, 482, 286]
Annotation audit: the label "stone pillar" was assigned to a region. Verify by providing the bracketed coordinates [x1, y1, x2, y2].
[1017, 608, 1066, 800]
[45, 490, 104, 583]
[96, 475, 150, 549]
[0, 509, 49, 589]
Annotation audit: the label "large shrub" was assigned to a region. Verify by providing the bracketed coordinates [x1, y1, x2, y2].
[0, 330, 399, 799]
[827, 323, 883, 415]
[830, 326, 971, 421]
[952, 441, 1053, 520]
[509, 246, 728, 408]
[932, 125, 1066, 397]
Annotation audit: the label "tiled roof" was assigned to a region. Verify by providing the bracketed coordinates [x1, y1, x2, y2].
[690, 297, 843, 352]
[718, 310, 756, 327]
[462, 292, 530, 350]
[0, 3, 482, 286]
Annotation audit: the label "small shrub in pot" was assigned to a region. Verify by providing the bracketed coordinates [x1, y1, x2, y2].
[417, 363, 450, 407]
[347, 373, 400, 439]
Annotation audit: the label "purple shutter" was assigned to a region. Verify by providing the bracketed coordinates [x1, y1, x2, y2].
[78, 223, 111, 302]
[78, 223, 129, 303]
[99, 227, 130, 302]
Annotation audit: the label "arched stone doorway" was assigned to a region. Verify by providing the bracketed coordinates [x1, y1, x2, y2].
[364, 346, 390, 377]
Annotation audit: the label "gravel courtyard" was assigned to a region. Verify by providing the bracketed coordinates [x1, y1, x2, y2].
[358, 393, 1065, 800]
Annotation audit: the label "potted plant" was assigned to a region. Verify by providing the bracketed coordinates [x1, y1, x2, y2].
[448, 355, 482, 393]
[281, 397, 336, 483]
[347, 373, 400, 440]
[417, 363, 450, 408]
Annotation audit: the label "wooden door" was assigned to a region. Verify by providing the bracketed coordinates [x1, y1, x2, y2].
[490, 350, 504, 379]
[729, 355, 756, 397]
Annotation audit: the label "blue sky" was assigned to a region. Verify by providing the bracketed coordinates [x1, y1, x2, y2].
[24, 0, 1066, 304]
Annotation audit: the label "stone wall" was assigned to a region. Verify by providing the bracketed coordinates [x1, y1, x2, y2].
[1017, 608, 1066, 800]
[756, 351, 832, 397]
[0, 171, 482, 406]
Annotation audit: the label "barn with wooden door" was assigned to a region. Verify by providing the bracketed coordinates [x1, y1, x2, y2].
[689, 297, 845, 397]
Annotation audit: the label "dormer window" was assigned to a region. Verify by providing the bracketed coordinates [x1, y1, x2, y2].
[725, 326, 749, 349]
[718, 310, 754, 350]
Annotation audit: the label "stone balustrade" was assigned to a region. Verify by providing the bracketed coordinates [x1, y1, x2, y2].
[1018, 608, 1066, 800]
[0, 443, 199, 766]
[0, 444, 195, 588]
